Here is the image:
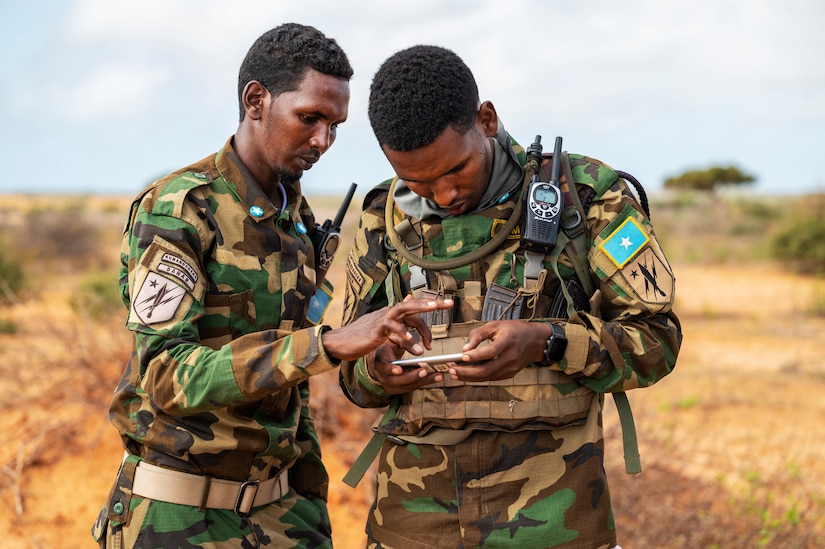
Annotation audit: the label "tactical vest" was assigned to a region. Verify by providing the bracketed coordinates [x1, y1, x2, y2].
[343, 151, 649, 488]
[378, 181, 596, 438]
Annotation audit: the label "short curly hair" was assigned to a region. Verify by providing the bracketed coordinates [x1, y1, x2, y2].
[237, 23, 353, 121]
[368, 45, 479, 151]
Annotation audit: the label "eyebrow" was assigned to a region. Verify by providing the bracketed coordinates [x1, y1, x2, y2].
[404, 158, 468, 184]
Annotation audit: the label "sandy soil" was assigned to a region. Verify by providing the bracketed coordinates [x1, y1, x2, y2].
[1, 262, 824, 548]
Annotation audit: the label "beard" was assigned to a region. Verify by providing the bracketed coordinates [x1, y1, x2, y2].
[277, 167, 301, 187]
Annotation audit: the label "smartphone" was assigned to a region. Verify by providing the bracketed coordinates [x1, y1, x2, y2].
[391, 353, 466, 368]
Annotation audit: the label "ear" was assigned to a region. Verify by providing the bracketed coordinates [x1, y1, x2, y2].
[242, 81, 268, 121]
[477, 101, 498, 137]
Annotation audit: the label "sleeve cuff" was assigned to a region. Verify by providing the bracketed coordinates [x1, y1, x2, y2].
[562, 323, 590, 373]
[356, 353, 390, 399]
[299, 325, 340, 376]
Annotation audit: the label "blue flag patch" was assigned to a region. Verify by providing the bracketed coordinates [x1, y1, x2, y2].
[599, 217, 649, 269]
[306, 280, 334, 325]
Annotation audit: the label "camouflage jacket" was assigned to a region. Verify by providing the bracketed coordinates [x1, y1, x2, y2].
[109, 136, 338, 499]
[339, 130, 682, 437]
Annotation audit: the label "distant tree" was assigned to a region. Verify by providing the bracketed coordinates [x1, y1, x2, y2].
[663, 165, 756, 192]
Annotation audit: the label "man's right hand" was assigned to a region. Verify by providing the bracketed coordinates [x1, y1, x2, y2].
[322, 296, 453, 362]
[364, 343, 448, 394]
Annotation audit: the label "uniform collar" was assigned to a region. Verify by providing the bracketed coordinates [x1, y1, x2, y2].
[214, 136, 303, 223]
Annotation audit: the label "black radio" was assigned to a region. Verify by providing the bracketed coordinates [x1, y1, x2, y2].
[521, 135, 564, 252]
[311, 182, 357, 288]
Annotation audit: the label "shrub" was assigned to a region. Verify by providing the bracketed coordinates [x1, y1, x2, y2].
[69, 268, 123, 320]
[0, 236, 25, 303]
[770, 194, 825, 275]
[0, 318, 17, 333]
[21, 208, 105, 266]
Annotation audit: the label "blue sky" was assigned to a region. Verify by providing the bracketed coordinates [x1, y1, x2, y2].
[1, 0, 823, 197]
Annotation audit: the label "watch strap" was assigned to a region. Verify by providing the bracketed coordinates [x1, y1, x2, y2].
[542, 322, 568, 364]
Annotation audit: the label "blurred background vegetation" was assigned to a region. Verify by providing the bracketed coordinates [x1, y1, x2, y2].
[1, 178, 824, 548]
[3, 174, 825, 312]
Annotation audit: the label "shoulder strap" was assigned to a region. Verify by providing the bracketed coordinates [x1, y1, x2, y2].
[559, 152, 595, 298]
[556, 154, 643, 475]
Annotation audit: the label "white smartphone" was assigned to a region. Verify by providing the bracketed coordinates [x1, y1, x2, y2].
[391, 353, 466, 367]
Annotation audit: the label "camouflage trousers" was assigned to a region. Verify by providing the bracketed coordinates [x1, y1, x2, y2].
[93, 491, 331, 548]
[365, 403, 616, 548]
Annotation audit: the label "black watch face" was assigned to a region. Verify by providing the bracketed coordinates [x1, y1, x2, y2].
[545, 325, 567, 362]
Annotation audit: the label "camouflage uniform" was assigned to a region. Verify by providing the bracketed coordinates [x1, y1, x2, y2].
[339, 127, 681, 548]
[92, 137, 339, 548]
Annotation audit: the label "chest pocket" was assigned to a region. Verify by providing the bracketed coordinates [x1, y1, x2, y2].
[201, 289, 255, 349]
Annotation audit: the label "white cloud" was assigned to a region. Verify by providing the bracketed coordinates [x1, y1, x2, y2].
[1, 0, 824, 194]
[64, 65, 170, 122]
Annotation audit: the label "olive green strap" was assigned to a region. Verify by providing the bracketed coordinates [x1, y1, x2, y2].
[612, 391, 642, 474]
[343, 401, 400, 488]
[546, 231, 577, 318]
[383, 255, 402, 306]
[560, 153, 594, 297]
[342, 431, 386, 488]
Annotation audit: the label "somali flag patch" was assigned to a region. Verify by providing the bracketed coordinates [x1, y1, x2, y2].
[306, 279, 334, 325]
[598, 216, 650, 269]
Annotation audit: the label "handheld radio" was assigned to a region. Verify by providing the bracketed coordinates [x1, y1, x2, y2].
[521, 135, 564, 252]
[311, 182, 357, 288]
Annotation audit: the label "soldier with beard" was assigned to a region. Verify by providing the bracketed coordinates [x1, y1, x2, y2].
[92, 25, 451, 548]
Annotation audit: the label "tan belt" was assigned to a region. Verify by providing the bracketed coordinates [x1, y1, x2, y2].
[131, 460, 289, 516]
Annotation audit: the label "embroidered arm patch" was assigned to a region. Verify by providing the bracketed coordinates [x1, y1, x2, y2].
[132, 272, 187, 324]
[127, 236, 206, 327]
[598, 216, 649, 268]
[590, 205, 675, 309]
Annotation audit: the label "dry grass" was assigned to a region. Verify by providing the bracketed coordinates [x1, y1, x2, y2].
[0, 193, 824, 548]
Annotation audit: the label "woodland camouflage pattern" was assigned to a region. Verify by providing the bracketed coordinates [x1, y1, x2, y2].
[92, 136, 338, 547]
[339, 130, 681, 548]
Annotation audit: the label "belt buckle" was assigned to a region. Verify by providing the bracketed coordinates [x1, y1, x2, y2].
[233, 480, 260, 517]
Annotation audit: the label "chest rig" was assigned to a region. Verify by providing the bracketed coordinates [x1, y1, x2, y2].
[343, 143, 651, 487]
[379, 143, 598, 431]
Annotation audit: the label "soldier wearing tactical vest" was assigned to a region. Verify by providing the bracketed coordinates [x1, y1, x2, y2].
[91, 26, 452, 548]
[340, 45, 682, 548]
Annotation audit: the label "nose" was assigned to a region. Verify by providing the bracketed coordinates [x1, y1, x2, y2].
[309, 124, 335, 153]
[430, 179, 458, 209]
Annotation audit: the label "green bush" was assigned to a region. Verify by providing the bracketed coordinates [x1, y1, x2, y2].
[0, 318, 17, 333]
[770, 194, 825, 275]
[0, 236, 25, 303]
[69, 268, 123, 320]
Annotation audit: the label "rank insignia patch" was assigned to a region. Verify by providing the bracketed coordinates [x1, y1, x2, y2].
[599, 217, 650, 269]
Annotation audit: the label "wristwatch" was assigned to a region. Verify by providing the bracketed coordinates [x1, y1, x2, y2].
[542, 322, 568, 364]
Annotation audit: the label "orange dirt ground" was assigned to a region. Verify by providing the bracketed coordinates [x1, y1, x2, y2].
[1, 262, 824, 548]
